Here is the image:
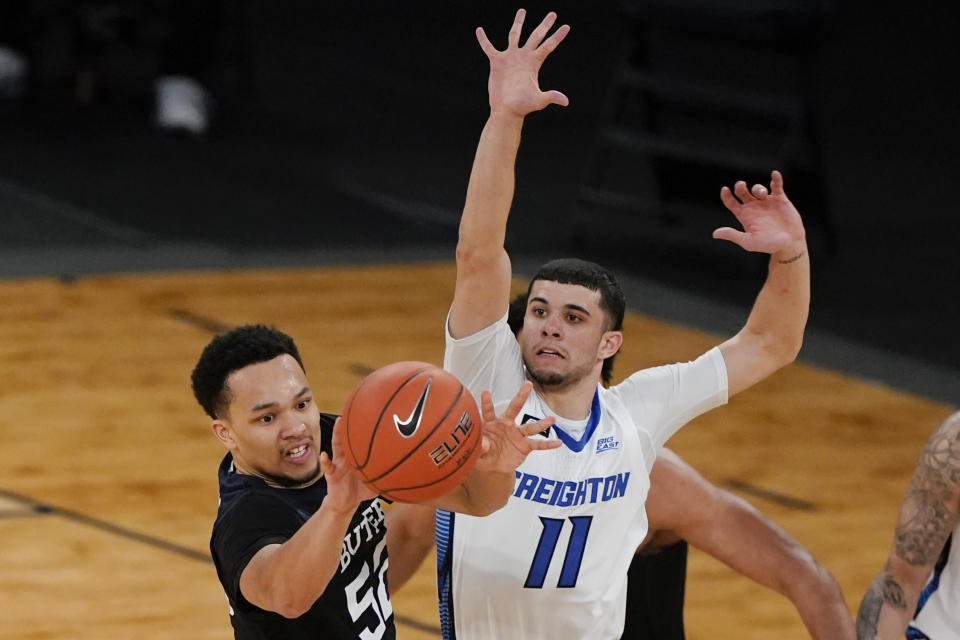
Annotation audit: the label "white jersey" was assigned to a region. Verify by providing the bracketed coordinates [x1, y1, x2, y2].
[437, 312, 727, 640]
[908, 529, 959, 639]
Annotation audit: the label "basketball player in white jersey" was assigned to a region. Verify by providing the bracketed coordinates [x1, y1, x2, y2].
[857, 411, 960, 639]
[438, 9, 811, 639]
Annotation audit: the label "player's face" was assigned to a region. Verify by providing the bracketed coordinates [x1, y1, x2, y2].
[213, 354, 323, 487]
[519, 281, 619, 391]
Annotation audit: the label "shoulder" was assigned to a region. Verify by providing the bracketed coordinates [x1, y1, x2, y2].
[914, 411, 960, 494]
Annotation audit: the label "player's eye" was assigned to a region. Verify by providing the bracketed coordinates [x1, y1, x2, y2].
[258, 414, 274, 424]
[296, 399, 310, 410]
[567, 313, 581, 323]
[532, 307, 546, 316]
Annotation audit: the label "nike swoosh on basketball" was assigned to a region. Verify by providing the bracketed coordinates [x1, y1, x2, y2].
[394, 378, 432, 437]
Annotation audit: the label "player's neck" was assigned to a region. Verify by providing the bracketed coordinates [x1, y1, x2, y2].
[531, 375, 598, 421]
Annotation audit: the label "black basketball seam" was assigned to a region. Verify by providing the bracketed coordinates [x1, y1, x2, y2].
[377, 421, 483, 498]
[365, 382, 470, 485]
[356, 365, 434, 473]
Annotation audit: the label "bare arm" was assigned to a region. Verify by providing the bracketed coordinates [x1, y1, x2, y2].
[428, 382, 558, 516]
[646, 449, 854, 639]
[239, 419, 377, 618]
[714, 172, 810, 396]
[856, 412, 960, 639]
[385, 504, 437, 592]
[449, 9, 569, 339]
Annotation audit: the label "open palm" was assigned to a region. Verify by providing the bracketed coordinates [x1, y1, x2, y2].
[713, 170, 806, 254]
[476, 9, 570, 117]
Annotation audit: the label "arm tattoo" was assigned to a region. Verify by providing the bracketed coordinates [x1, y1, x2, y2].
[894, 413, 960, 565]
[857, 572, 908, 639]
[777, 251, 804, 264]
[856, 588, 881, 639]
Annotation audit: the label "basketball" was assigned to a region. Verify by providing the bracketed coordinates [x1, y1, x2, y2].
[341, 361, 483, 502]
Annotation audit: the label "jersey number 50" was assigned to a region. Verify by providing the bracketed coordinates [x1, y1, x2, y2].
[524, 516, 593, 588]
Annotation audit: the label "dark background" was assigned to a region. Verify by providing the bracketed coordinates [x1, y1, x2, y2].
[1, 1, 957, 400]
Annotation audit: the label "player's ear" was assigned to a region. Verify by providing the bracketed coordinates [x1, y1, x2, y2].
[212, 420, 237, 449]
[599, 330, 623, 360]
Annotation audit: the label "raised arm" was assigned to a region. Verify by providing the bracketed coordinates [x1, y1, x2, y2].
[856, 412, 960, 639]
[645, 449, 854, 639]
[238, 418, 378, 618]
[714, 171, 810, 396]
[448, 9, 569, 339]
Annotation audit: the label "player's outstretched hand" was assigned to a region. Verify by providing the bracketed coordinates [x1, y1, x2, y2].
[476, 8, 570, 117]
[713, 170, 806, 255]
[474, 382, 560, 474]
[320, 417, 378, 514]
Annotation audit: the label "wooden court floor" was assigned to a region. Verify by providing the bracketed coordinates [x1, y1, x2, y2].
[0, 262, 954, 639]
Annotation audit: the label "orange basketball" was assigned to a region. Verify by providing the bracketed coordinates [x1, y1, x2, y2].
[341, 361, 483, 503]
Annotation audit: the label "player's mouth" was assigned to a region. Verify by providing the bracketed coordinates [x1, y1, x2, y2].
[536, 348, 565, 359]
[285, 443, 312, 462]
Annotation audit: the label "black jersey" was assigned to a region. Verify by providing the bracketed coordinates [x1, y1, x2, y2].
[210, 413, 395, 640]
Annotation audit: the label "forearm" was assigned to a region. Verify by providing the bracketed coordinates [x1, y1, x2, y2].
[433, 467, 514, 516]
[245, 503, 357, 617]
[721, 238, 809, 394]
[856, 570, 919, 639]
[743, 239, 809, 360]
[450, 111, 525, 336]
[786, 563, 856, 640]
[456, 111, 524, 259]
[385, 504, 437, 592]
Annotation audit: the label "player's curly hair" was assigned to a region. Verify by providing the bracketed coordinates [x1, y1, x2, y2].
[191, 324, 305, 419]
[528, 258, 625, 333]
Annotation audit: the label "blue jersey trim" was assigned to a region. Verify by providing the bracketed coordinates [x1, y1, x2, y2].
[907, 534, 952, 639]
[436, 509, 456, 640]
[551, 389, 602, 453]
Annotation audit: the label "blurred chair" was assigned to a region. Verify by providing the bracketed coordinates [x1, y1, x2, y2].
[576, 0, 836, 255]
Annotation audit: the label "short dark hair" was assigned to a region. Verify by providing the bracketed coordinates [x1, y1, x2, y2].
[509, 289, 615, 387]
[527, 258, 625, 332]
[191, 324, 305, 419]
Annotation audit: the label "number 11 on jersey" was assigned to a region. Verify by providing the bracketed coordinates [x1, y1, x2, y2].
[524, 516, 593, 588]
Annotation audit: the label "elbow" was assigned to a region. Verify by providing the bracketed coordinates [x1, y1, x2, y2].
[762, 331, 803, 372]
[266, 581, 327, 619]
[786, 557, 843, 605]
[782, 333, 803, 365]
[273, 593, 318, 619]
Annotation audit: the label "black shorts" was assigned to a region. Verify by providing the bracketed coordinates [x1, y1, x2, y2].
[621, 541, 688, 640]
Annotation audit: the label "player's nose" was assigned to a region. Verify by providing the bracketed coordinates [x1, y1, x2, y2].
[280, 417, 307, 437]
[541, 315, 562, 338]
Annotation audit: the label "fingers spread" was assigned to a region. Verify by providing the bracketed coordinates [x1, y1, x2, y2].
[733, 180, 752, 202]
[713, 226, 748, 247]
[537, 23, 570, 58]
[476, 27, 497, 57]
[319, 451, 332, 475]
[519, 416, 554, 436]
[719, 186, 741, 212]
[525, 11, 557, 49]
[330, 417, 344, 456]
[507, 8, 526, 47]
[480, 389, 496, 422]
[544, 89, 569, 107]
[530, 439, 563, 451]
[770, 169, 785, 196]
[502, 381, 534, 422]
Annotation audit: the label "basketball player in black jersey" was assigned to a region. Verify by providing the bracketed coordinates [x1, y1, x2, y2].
[191, 324, 556, 639]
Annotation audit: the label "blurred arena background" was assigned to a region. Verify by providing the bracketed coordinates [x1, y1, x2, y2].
[0, 1, 957, 637]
